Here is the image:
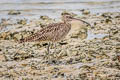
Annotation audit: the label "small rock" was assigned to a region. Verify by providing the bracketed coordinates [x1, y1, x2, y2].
[40, 16, 54, 25]
[117, 55, 120, 62]
[13, 50, 34, 60]
[59, 41, 68, 45]
[0, 18, 13, 26]
[0, 32, 10, 40]
[81, 9, 90, 15]
[105, 18, 112, 23]
[8, 10, 21, 15]
[40, 16, 51, 20]
[0, 49, 2, 51]
[0, 54, 6, 61]
[17, 19, 27, 25]
[115, 15, 120, 18]
[101, 13, 112, 18]
[0, 32, 7, 40]
[61, 11, 77, 17]
[13, 33, 22, 41]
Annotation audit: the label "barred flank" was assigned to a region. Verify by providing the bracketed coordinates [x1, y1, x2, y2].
[18, 22, 71, 43]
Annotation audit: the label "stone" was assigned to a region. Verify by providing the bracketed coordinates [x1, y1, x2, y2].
[61, 11, 77, 17]
[40, 16, 51, 20]
[0, 32, 10, 40]
[0, 54, 6, 61]
[8, 10, 21, 15]
[81, 9, 90, 15]
[13, 33, 22, 41]
[17, 19, 27, 25]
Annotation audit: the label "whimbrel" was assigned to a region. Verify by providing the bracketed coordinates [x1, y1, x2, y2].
[19, 13, 91, 54]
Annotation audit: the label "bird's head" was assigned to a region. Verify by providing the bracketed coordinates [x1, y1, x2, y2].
[61, 13, 91, 27]
[61, 13, 74, 22]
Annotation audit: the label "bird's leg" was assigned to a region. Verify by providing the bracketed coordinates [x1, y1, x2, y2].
[47, 42, 50, 55]
[54, 42, 57, 53]
[53, 42, 58, 58]
[44, 42, 51, 60]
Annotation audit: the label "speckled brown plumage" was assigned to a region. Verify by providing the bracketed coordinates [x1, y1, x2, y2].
[19, 14, 91, 45]
[19, 22, 71, 43]
[19, 14, 91, 55]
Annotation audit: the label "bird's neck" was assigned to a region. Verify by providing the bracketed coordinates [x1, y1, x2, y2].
[63, 20, 70, 25]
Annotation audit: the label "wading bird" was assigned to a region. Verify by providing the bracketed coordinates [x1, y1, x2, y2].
[19, 13, 91, 55]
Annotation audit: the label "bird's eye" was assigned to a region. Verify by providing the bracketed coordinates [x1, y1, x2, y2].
[69, 16, 72, 18]
[66, 16, 71, 18]
[68, 16, 72, 19]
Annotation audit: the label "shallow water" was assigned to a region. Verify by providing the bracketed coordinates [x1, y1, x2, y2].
[0, 0, 119, 40]
[86, 30, 108, 40]
[0, 0, 120, 19]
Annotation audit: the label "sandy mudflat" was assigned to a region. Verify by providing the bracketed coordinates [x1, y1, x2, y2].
[0, 12, 120, 80]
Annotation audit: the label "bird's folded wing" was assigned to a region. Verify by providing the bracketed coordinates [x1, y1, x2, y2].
[19, 23, 62, 43]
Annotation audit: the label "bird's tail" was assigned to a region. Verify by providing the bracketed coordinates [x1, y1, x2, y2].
[18, 35, 36, 43]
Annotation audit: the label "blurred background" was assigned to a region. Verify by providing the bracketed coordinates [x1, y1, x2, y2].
[0, 0, 120, 19]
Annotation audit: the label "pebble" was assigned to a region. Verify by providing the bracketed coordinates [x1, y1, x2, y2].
[81, 9, 90, 15]
[8, 10, 21, 15]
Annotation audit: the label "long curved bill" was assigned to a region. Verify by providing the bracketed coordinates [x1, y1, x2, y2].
[71, 17, 91, 27]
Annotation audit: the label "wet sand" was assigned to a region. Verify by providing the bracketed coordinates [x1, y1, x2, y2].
[0, 11, 120, 79]
[0, 0, 120, 80]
